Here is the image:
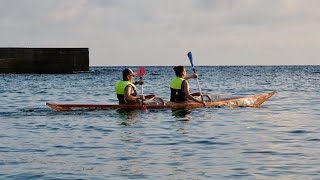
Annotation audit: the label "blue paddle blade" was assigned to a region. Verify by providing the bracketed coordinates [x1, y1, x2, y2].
[187, 52, 194, 67]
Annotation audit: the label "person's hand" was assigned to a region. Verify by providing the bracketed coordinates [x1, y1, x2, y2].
[137, 79, 144, 85]
[202, 101, 206, 107]
[185, 73, 198, 80]
[139, 95, 145, 100]
[191, 73, 198, 79]
[198, 100, 206, 106]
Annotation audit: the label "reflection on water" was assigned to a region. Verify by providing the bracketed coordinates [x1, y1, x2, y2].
[171, 109, 192, 121]
[116, 108, 146, 178]
[117, 109, 139, 126]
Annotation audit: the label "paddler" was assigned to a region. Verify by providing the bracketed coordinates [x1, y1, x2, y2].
[170, 66, 205, 105]
[115, 68, 144, 104]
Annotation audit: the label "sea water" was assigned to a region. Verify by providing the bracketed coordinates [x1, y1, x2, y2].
[0, 66, 319, 179]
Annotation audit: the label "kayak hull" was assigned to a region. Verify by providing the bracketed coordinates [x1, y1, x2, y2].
[46, 91, 276, 111]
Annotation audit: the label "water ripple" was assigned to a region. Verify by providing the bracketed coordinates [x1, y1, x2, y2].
[0, 66, 319, 179]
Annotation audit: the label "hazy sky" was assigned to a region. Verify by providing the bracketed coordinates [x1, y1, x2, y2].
[1, 0, 319, 66]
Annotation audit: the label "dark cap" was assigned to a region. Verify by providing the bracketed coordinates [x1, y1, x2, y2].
[122, 68, 136, 76]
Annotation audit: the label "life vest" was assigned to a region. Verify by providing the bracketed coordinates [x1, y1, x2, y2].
[114, 81, 137, 104]
[170, 77, 187, 102]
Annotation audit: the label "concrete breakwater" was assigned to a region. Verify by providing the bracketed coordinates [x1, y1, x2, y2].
[0, 48, 89, 73]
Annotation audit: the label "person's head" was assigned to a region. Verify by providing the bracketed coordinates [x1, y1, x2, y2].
[173, 66, 186, 77]
[122, 68, 135, 81]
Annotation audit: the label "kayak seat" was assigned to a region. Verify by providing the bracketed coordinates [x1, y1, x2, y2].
[203, 94, 212, 102]
[153, 97, 165, 106]
[144, 95, 156, 102]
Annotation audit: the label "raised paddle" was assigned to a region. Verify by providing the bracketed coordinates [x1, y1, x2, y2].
[187, 52, 204, 104]
[136, 67, 147, 110]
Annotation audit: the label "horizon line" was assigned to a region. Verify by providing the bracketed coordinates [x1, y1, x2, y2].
[90, 64, 320, 67]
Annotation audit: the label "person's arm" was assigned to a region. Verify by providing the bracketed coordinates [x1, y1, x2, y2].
[124, 85, 143, 101]
[182, 81, 202, 103]
[134, 79, 144, 85]
[185, 73, 198, 80]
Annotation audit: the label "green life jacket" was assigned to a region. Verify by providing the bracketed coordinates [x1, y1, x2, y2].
[170, 77, 187, 102]
[114, 81, 137, 104]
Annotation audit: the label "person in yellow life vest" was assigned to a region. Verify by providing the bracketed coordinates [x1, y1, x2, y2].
[115, 68, 144, 104]
[170, 66, 205, 105]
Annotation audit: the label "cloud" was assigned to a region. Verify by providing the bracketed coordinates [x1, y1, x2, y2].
[47, 0, 87, 22]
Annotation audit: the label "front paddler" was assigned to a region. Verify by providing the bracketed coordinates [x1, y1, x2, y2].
[170, 66, 205, 105]
[115, 68, 144, 104]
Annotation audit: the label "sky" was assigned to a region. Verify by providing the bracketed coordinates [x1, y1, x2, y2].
[0, 0, 319, 66]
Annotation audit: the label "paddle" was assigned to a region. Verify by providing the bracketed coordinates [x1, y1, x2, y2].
[136, 67, 147, 110]
[187, 52, 204, 104]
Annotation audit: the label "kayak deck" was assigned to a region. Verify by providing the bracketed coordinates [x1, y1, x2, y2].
[46, 91, 276, 111]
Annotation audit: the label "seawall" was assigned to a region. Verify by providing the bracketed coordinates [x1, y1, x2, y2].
[0, 48, 89, 74]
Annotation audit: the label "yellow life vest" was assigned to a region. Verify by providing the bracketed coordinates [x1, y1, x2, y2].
[170, 77, 187, 102]
[114, 81, 137, 103]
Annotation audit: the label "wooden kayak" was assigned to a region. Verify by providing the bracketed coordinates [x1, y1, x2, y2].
[46, 91, 276, 111]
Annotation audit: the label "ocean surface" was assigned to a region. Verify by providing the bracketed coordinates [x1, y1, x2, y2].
[0, 66, 319, 179]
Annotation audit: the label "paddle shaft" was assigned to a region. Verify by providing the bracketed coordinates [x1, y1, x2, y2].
[136, 67, 146, 109]
[192, 68, 204, 103]
[188, 52, 204, 104]
[140, 77, 145, 105]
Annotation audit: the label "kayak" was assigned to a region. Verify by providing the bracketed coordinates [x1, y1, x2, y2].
[46, 91, 276, 111]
